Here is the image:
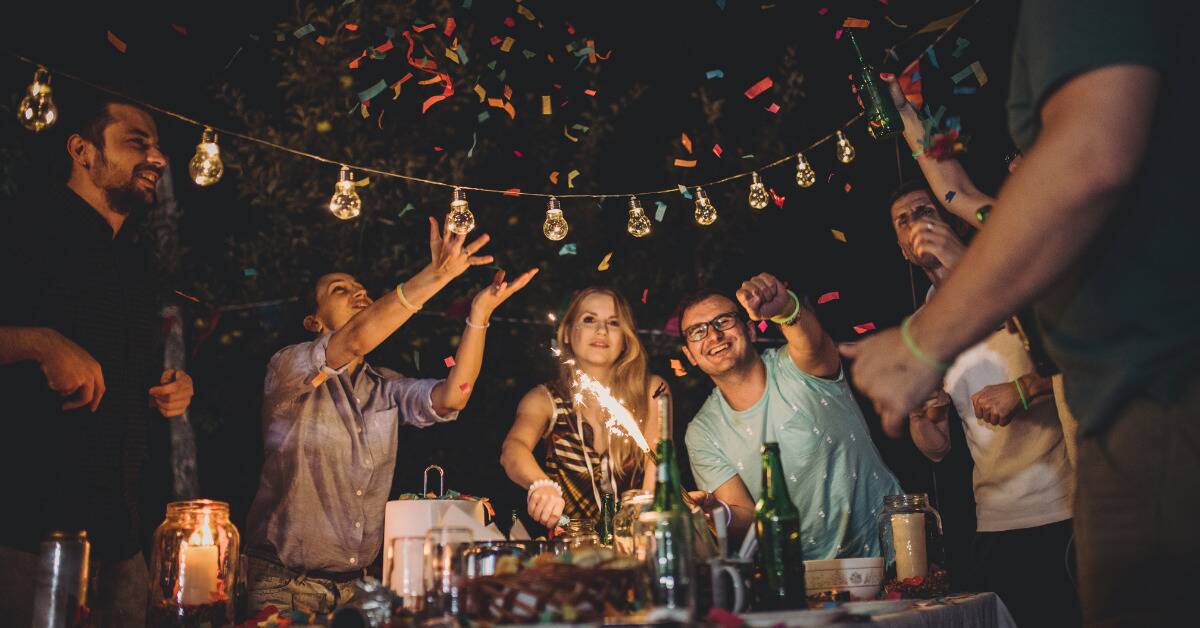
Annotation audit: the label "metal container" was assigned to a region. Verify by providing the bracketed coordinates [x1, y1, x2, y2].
[31, 530, 90, 628]
[462, 541, 548, 577]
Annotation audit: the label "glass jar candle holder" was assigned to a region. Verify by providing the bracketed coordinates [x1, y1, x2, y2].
[876, 494, 949, 598]
[147, 500, 240, 626]
[613, 490, 653, 556]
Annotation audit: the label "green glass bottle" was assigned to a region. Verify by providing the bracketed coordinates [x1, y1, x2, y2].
[847, 29, 903, 140]
[645, 393, 695, 616]
[598, 491, 616, 547]
[754, 442, 806, 610]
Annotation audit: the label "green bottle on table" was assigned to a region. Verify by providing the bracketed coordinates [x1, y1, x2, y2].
[847, 29, 903, 140]
[598, 491, 616, 547]
[754, 442, 806, 610]
[645, 393, 695, 616]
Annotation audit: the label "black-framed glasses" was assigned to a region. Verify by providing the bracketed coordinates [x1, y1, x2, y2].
[684, 311, 742, 343]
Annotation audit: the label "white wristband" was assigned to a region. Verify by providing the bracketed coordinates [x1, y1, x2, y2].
[527, 478, 562, 499]
[716, 499, 733, 528]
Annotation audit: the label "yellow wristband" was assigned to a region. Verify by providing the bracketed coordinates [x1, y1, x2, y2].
[395, 283, 422, 311]
[769, 290, 802, 326]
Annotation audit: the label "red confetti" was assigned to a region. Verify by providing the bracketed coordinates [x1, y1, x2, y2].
[433, 146, 444, 152]
[765, 102, 780, 114]
[444, 356, 456, 368]
[444, 17, 456, 37]
[503, 188, 522, 197]
[170, 23, 188, 36]
[107, 31, 127, 53]
[844, 183, 852, 193]
[459, 382, 471, 392]
[583, 88, 597, 96]
[503, 16, 516, 28]
[712, 144, 724, 158]
[834, 28, 844, 40]
[413, 23, 437, 33]
[565, 21, 576, 35]
[853, 322, 877, 334]
[490, 35, 502, 45]
[681, 132, 693, 153]
[744, 76, 773, 99]
[817, 291, 841, 304]
[316, 35, 328, 46]
[513, 149, 524, 158]
[769, 188, 786, 208]
[375, 39, 395, 53]
[344, 23, 359, 31]
[758, 320, 769, 332]
[818, 7, 829, 15]
[642, 289, 649, 304]
[842, 18, 870, 28]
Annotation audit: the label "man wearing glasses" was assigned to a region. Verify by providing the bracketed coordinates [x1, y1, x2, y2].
[678, 273, 901, 555]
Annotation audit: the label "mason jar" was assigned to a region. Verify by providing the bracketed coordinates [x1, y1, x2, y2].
[147, 500, 240, 626]
[876, 494, 949, 598]
[613, 490, 653, 556]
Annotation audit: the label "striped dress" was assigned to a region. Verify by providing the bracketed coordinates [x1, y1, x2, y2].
[542, 381, 644, 523]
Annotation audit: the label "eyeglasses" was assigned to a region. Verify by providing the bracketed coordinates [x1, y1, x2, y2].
[683, 311, 742, 343]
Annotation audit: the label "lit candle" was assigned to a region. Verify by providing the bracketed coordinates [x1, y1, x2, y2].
[179, 520, 219, 606]
[891, 513, 927, 581]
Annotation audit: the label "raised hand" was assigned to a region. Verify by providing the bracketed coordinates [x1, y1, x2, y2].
[840, 327, 944, 437]
[470, 268, 540, 322]
[735, 272, 792, 321]
[850, 72, 907, 109]
[428, 216, 494, 280]
[910, 218, 967, 271]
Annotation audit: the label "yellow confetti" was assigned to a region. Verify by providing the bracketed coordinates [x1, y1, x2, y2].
[567, 169, 580, 188]
[361, 102, 370, 119]
[354, 177, 371, 187]
[474, 84, 486, 102]
[444, 48, 461, 64]
[316, 121, 332, 133]
[516, 4, 536, 20]
[549, 171, 560, 184]
[597, 252, 613, 271]
[542, 95, 551, 115]
[564, 126, 579, 142]
[500, 36, 515, 52]
[831, 229, 847, 243]
[682, 132, 692, 154]
[418, 75, 442, 85]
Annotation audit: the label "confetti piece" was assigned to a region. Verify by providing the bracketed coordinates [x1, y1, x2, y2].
[715, 0, 726, 9]
[898, 59, 923, 109]
[952, 37, 970, 58]
[444, 356, 456, 368]
[572, 123, 590, 133]
[818, 7, 829, 15]
[463, 0, 472, 7]
[769, 188, 785, 208]
[412, 23, 436, 33]
[669, 358, 687, 375]
[853, 322, 877, 334]
[523, 49, 536, 59]
[358, 79, 387, 102]
[926, 48, 940, 69]
[107, 31, 128, 53]
[844, 183, 852, 193]
[678, 185, 693, 199]
[831, 229, 847, 243]
[490, 35, 502, 46]
[567, 170, 580, 188]
[474, 83, 486, 102]
[817, 291, 841, 304]
[513, 149, 523, 158]
[842, 18, 870, 28]
[293, 24, 316, 38]
[834, 28, 843, 40]
[516, 4, 536, 20]
[655, 201, 667, 222]
[503, 188, 521, 196]
[487, 97, 516, 119]
[597, 252, 613, 271]
[503, 16, 516, 28]
[945, 190, 956, 202]
[971, 61, 988, 86]
[550, 171, 560, 184]
[642, 289, 649, 304]
[706, 69, 724, 79]
[682, 132, 692, 153]
[316, 35, 327, 45]
[459, 382, 471, 392]
[478, 111, 491, 122]
[398, 203, 415, 218]
[765, 102, 780, 114]
[713, 144, 723, 157]
[444, 47, 461, 63]
[503, 84, 513, 100]
[916, 7, 970, 34]
[466, 132, 477, 158]
[564, 126, 579, 142]
[500, 36, 515, 52]
[674, 159, 697, 168]
[951, 63, 978, 84]
[758, 320, 769, 332]
[583, 88, 597, 97]
[170, 23, 188, 36]
[444, 17, 456, 37]
[542, 95, 551, 114]
[744, 76, 773, 99]
[243, 268, 258, 277]
[344, 23, 359, 31]
[354, 176, 371, 187]
[413, 350, 420, 370]
[559, 243, 577, 256]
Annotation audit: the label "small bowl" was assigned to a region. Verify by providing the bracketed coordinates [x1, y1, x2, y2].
[803, 557, 885, 601]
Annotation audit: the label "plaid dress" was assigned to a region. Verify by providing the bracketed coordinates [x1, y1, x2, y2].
[542, 381, 643, 523]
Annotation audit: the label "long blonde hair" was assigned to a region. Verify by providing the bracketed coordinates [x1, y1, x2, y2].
[554, 287, 652, 481]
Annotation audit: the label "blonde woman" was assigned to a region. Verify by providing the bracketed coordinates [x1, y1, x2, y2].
[501, 287, 668, 528]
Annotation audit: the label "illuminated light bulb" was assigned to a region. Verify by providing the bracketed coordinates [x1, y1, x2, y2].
[188, 127, 224, 186]
[626, 196, 652, 238]
[447, 187, 476, 235]
[836, 130, 856, 164]
[693, 187, 717, 226]
[795, 153, 816, 188]
[18, 67, 58, 132]
[748, 172, 769, 210]
[328, 166, 362, 220]
[542, 196, 568, 241]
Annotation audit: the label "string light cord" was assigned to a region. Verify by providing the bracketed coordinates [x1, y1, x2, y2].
[6, 1, 978, 199]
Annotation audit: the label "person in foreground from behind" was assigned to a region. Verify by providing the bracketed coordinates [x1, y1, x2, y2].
[243, 217, 537, 615]
[680, 272, 902, 554]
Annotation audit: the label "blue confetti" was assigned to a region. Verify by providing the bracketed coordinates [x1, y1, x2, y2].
[910, 70, 921, 83]
[477, 111, 491, 122]
[715, 0, 726, 9]
[357, 79, 387, 102]
[487, 60, 497, 70]
[678, 184, 693, 200]
[952, 86, 977, 95]
[945, 191, 956, 203]
[462, 0, 472, 7]
[456, 43, 469, 64]
[523, 49, 536, 59]
[952, 37, 970, 58]
[705, 69, 724, 80]
[243, 268, 258, 277]
[398, 203, 415, 218]
[293, 24, 316, 38]
[558, 243, 577, 256]
[655, 201, 667, 222]
[926, 48, 940, 69]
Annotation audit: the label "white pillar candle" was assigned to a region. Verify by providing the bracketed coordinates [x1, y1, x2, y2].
[179, 540, 219, 605]
[891, 513, 927, 581]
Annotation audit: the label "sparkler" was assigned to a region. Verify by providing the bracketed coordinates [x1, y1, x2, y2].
[571, 370, 651, 453]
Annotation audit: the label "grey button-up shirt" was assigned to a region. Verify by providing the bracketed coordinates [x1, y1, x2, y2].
[246, 333, 457, 572]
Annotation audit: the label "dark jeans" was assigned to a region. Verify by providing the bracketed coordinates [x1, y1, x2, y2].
[0, 544, 148, 628]
[1075, 373, 1200, 626]
[969, 520, 1080, 628]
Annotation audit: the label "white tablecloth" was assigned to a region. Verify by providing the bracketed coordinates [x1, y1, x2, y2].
[868, 593, 1016, 628]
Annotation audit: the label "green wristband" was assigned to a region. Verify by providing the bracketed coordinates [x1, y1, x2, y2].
[900, 316, 950, 372]
[1013, 378, 1029, 411]
[770, 290, 801, 326]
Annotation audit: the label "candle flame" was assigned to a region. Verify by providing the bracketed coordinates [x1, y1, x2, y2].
[572, 370, 651, 452]
[188, 511, 215, 546]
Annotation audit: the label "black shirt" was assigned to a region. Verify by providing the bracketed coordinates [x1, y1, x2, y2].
[0, 186, 163, 560]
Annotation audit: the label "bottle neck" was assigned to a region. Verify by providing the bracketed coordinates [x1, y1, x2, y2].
[759, 443, 797, 512]
[846, 30, 868, 65]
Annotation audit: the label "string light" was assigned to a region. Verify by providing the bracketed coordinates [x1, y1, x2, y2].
[328, 166, 362, 220]
[542, 196, 568, 241]
[447, 187, 476, 235]
[626, 196, 652, 238]
[836, 130, 856, 164]
[188, 127, 224, 186]
[795, 153, 816, 188]
[693, 188, 717, 226]
[18, 66, 57, 132]
[748, 172, 769, 210]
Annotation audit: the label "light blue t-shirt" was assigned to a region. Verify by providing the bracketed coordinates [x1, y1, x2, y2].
[685, 347, 902, 560]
